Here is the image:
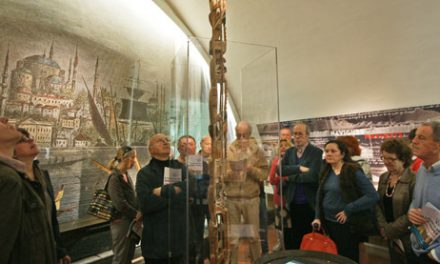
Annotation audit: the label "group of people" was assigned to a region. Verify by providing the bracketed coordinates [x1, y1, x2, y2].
[2, 116, 440, 264]
[268, 121, 440, 264]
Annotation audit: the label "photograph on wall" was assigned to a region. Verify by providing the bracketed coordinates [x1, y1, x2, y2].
[257, 104, 440, 184]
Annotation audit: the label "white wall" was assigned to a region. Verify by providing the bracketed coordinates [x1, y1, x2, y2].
[161, 0, 440, 122]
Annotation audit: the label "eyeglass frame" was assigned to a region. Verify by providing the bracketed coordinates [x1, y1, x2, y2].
[17, 135, 34, 144]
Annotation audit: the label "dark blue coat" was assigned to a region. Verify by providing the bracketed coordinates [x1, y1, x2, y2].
[280, 144, 323, 210]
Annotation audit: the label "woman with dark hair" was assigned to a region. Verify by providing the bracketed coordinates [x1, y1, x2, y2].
[376, 139, 417, 263]
[107, 146, 142, 264]
[14, 127, 70, 263]
[312, 140, 378, 262]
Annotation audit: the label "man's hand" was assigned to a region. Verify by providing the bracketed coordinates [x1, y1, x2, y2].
[153, 187, 161, 196]
[408, 208, 427, 225]
[58, 255, 71, 264]
[153, 186, 181, 196]
[379, 227, 388, 240]
[299, 166, 310, 173]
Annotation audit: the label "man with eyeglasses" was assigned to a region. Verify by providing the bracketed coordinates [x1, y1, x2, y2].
[136, 133, 192, 264]
[224, 121, 268, 263]
[408, 121, 440, 263]
[280, 122, 323, 249]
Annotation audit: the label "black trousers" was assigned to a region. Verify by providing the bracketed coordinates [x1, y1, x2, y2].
[190, 203, 210, 264]
[144, 256, 184, 264]
[284, 203, 314, 249]
[325, 220, 361, 263]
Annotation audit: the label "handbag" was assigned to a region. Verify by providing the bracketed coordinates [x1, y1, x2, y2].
[88, 176, 112, 221]
[300, 231, 338, 255]
[126, 219, 143, 243]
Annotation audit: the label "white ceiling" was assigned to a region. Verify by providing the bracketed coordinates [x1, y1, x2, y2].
[159, 0, 440, 121]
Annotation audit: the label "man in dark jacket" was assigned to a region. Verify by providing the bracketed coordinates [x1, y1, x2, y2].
[280, 122, 323, 249]
[0, 117, 57, 264]
[136, 133, 191, 264]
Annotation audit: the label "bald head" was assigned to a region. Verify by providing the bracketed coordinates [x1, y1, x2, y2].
[235, 121, 252, 140]
[148, 133, 171, 160]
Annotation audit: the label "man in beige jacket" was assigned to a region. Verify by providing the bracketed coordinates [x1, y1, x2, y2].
[224, 121, 268, 264]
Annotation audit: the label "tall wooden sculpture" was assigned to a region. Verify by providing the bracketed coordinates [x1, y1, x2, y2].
[207, 0, 230, 263]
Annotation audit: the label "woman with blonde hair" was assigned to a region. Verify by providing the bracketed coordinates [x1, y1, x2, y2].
[107, 146, 142, 264]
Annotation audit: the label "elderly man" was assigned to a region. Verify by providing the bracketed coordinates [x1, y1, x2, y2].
[408, 121, 440, 263]
[136, 133, 190, 264]
[279, 126, 292, 142]
[224, 121, 268, 263]
[280, 122, 323, 249]
[0, 117, 57, 263]
[177, 135, 197, 164]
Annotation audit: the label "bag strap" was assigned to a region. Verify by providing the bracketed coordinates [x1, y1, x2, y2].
[104, 173, 113, 191]
[313, 223, 330, 236]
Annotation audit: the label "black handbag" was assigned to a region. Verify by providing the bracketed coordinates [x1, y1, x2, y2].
[88, 176, 112, 221]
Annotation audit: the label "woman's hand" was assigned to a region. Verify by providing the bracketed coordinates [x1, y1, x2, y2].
[379, 227, 388, 240]
[135, 211, 143, 222]
[336, 211, 347, 224]
[311, 219, 321, 231]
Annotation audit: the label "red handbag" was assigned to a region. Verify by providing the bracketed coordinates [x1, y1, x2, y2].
[300, 231, 338, 255]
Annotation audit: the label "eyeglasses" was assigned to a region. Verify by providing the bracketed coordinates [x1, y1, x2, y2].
[380, 155, 398, 162]
[236, 133, 249, 139]
[17, 135, 33, 144]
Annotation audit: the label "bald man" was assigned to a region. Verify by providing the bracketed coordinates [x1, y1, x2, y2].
[224, 121, 268, 263]
[136, 133, 192, 264]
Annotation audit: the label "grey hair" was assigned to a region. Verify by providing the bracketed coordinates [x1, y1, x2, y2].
[235, 121, 252, 135]
[293, 122, 310, 135]
[422, 121, 440, 142]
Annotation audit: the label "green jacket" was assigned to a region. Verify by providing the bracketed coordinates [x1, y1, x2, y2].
[0, 160, 56, 264]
